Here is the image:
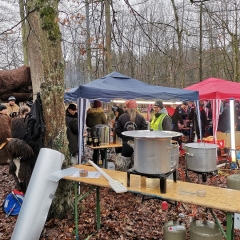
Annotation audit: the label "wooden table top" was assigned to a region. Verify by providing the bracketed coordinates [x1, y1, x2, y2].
[64, 165, 240, 213]
[88, 143, 122, 149]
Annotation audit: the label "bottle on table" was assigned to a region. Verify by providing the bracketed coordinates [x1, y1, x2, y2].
[92, 132, 98, 147]
[97, 132, 101, 146]
[86, 128, 93, 145]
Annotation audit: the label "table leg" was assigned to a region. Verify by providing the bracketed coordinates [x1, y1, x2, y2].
[96, 186, 101, 230]
[226, 212, 234, 240]
[104, 149, 107, 169]
[74, 182, 79, 240]
[96, 150, 99, 165]
[209, 208, 227, 239]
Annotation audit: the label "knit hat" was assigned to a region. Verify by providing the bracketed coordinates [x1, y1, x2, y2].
[0, 105, 7, 111]
[93, 100, 102, 108]
[153, 100, 164, 109]
[125, 100, 137, 109]
[8, 96, 16, 101]
[68, 103, 77, 111]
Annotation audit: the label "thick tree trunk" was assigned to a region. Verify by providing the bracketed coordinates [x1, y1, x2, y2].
[19, 0, 29, 66]
[26, 0, 43, 99]
[26, 0, 72, 218]
[105, 0, 112, 73]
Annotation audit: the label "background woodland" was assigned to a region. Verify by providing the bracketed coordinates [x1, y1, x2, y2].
[1, 0, 240, 89]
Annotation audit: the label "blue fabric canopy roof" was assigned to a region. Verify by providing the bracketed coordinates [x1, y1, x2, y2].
[64, 71, 199, 102]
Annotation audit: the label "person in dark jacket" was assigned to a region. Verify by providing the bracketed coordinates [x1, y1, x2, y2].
[86, 100, 108, 164]
[66, 103, 78, 165]
[171, 105, 184, 148]
[179, 101, 190, 121]
[112, 107, 124, 154]
[171, 105, 184, 131]
[116, 100, 148, 157]
[188, 102, 208, 140]
[218, 103, 238, 133]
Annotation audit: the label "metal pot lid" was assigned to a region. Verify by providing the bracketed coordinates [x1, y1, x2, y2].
[122, 130, 182, 138]
[95, 124, 110, 128]
[185, 142, 218, 149]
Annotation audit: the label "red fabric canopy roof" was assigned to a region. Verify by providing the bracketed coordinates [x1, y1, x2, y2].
[185, 78, 240, 100]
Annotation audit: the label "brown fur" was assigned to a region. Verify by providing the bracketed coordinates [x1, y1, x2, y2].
[11, 118, 28, 140]
[18, 161, 32, 183]
[7, 138, 34, 159]
[0, 143, 11, 165]
[0, 114, 11, 144]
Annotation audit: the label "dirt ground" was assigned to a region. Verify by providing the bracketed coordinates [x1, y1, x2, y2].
[1, 148, 240, 240]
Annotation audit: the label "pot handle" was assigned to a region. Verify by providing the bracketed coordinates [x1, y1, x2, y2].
[127, 140, 134, 149]
[167, 144, 179, 151]
[186, 152, 194, 157]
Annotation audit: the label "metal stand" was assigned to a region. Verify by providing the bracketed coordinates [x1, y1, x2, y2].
[186, 169, 218, 184]
[127, 168, 177, 193]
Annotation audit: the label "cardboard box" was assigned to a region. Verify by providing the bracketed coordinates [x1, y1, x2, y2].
[216, 131, 240, 148]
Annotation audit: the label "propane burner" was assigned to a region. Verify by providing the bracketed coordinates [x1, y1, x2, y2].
[186, 169, 218, 184]
[127, 168, 177, 193]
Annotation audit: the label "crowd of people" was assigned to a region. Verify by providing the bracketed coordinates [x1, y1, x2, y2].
[2, 96, 240, 190]
[0, 96, 33, 193]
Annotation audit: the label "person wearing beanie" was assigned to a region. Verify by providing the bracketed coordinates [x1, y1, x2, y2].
[0, 104, 8, 114]
[66, 103, 78, 165]
[4, 96, 20, 116]
[86, 100, 108, 164]
[125, 99, 138, 109]
[150, 100, 172, 131]
[115, 99, 148, 169]
[93, 100, 102, 108]
[179, 101, 190, 121]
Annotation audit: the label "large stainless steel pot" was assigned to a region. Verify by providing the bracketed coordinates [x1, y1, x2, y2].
[94, 124, 110, 145]
[185, 142, 218, 172]
[122, 130, 182, 174]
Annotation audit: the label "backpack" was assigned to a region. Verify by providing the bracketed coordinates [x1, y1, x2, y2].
[3, 190, 24, 217]
[24, 93, 45, 148]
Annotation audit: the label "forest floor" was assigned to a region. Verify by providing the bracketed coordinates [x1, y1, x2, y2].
[1, 147, 240, 240]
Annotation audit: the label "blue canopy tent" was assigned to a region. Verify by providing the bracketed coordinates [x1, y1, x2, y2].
[64, 71, 199, 162]
[65, 71, 199, 102]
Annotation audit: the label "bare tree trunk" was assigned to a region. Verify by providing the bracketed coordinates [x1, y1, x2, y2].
[105, 0, 112, 73]
[19, 0, 29, 66]
[199, 3, 203, 82]
[171, 0, 185, 87]
[85, 0, 92, 82]
[26, 0, 43, 99]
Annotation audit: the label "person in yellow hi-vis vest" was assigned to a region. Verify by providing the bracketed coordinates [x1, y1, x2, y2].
[150, 100, 172, 130]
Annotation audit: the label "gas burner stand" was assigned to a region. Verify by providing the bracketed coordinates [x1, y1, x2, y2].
[186, 169, 218, 184]
[127, 168, 177, 193]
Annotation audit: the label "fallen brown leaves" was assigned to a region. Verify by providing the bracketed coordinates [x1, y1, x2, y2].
[1, 153, 240, 239]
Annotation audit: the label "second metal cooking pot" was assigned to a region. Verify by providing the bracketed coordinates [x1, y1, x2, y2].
[185, 142, 218, 172]
[123, 130, 182, 174]
[94, 124, 110, 145]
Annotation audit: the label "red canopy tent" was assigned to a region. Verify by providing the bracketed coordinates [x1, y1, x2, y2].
[185, 78, 240, 100]
[185, 77, 240, 141]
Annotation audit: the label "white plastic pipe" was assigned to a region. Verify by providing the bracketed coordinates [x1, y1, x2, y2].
[230, 99, 236, 162]
[11, 148, 64, 240]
